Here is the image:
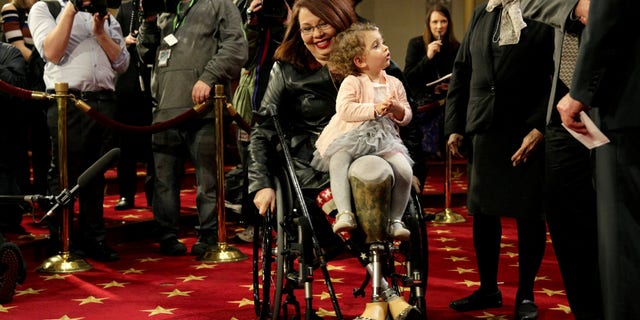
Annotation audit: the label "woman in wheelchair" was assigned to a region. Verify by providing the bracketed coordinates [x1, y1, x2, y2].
[246, 1, 426, 319]
[311, 22, 413, 241]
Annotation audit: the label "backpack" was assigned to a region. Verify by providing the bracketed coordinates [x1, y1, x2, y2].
[17, 0, 61, 91]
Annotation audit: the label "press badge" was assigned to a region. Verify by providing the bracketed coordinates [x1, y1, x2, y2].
[158, 49, 171, 67]
[164, 34, 178, 46]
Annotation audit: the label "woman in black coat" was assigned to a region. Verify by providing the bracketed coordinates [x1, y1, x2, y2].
[404, 4, 459, 158]
[444, 3, 554, 320]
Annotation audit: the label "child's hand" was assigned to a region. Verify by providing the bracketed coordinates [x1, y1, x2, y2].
[375, 98, 392, 117]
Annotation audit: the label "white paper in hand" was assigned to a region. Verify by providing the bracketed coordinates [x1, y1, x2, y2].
[562, 111, 610, 149]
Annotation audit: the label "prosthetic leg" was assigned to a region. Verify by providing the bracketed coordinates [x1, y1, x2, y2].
[349, 156, 420, 320]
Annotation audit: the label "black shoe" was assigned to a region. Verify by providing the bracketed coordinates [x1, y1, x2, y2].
[114, 197, 134, 211]
[515, 300, 538, 320]
[78, 241, 120, 262]
[450, 290, 503, 312]
[160, 237, 187, 256]
[0, 242, 26, 303]
[191, 231, 217, 256]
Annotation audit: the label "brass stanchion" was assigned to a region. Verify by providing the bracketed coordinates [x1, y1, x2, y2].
[432, 144, 466, 224]
[38, 82, 92, 273]
[198, 84, 247, 263]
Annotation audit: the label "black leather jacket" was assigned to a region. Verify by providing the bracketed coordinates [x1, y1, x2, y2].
[247, 61, 337, 194]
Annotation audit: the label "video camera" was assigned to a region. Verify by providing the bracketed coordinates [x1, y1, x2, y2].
[73, 0, 122, 17]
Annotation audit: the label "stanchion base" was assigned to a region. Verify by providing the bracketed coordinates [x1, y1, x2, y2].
[432, 208, 466, 224]
[197, 242, 247, 263]
[37, 252, 93, 273]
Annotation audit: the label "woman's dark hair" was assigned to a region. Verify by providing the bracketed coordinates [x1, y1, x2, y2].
[274, 0, 357, 71]
[422, 4, 459, 53]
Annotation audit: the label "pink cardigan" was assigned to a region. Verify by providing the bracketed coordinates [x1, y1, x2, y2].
[315, 71, 412, 156]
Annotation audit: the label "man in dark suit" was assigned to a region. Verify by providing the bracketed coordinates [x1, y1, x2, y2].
[523, 0, 640, 318]
[519, 1, 603, 319]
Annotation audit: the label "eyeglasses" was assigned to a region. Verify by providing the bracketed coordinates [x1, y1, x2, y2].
[300, 22, 331, 36]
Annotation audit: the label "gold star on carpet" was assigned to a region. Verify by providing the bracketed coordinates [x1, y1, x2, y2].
[445, 256, 469, 262]
[15, 287, 46, 296]
[320, 277, 343, 284]
[0, 304, 17, 312]
[474, 311, 508, 319]
[314, 291, 343, 300]
[536, 288, 565, 296]
[228, 298, 253, 307]
[430, 229, 451, 234]
[441, 246, 462, 252]
[327, 264, 345, 271]
[161, 289, 193, 297]
[500, 243, 515, 248]
[121, 268, 145, 274]
[449, 267, 476, 274]
[436, 237, 456, 243]
[360, 252, 368, 260]
[72, 296, 108, 305]
[535, 275, 551, 282]
[502, 251, 518, 258]
[193, 263, 216, 269]
[240, 284, 254, 291]
[98, 280, 128, 288]
[315, 307, 336, 317]
[455, 280, 480, 287]
[138, 257, 162, 263]
[550, 304, 572, 314]
[41, 274, 68, 281]
[141, 306, 177, 316]
[47, 315, 84, 320]
[122, 214, 141, 219]
[176, 275, 206, 282]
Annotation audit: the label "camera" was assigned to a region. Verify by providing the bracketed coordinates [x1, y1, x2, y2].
[76, 0, 121, 17]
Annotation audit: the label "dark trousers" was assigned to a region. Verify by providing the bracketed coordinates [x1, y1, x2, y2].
[545, 125, 603, 320]
[47, 96, 116, 244]
[115, 92, 153, 202]
[595, 128, 640, 320]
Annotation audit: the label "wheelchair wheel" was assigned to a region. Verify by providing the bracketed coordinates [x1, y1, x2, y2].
[253, 176, 288, 319]
[390, 192, 429, 314]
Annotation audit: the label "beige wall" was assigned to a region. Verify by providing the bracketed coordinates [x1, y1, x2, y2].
[357, 0, 484, 70]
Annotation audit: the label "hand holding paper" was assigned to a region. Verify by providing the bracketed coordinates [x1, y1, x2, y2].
[562, 111, 610, 149]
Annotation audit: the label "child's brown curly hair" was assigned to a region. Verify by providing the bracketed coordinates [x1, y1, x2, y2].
[329, 22, 380, 80]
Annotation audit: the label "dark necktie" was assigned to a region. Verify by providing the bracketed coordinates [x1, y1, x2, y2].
[559, 33, 579, 89]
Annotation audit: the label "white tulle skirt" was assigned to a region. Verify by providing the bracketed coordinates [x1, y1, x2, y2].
[311, 117, 414, 172]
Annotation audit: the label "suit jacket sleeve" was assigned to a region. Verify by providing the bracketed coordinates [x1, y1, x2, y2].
[520, 0, 578, 31]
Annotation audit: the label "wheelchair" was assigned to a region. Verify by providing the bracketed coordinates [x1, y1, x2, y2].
[251, 155, 429, 320]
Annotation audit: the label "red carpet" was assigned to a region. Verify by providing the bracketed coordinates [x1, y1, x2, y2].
[1, 165, 574, 319]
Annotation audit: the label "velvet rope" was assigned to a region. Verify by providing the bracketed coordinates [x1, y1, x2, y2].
[0, 79, 37, 100]
[0, 79, 211, 134]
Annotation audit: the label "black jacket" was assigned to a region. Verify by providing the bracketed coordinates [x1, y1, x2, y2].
[247, 62, 336, 194]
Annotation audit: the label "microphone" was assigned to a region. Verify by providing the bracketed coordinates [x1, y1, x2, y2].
[43, 148, 121, 219]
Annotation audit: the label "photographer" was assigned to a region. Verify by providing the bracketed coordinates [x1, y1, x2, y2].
[28, 0, 129, 262]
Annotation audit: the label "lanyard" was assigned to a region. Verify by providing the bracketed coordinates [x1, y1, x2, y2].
[173, 0, 196, 32]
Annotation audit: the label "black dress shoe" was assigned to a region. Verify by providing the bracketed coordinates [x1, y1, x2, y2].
[78, 241, 120, 262]
[450, 290, 503, 312]
[515, 300, 538, 320]
[114, 197, 134, 211]
[160, 237, 187, 256]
